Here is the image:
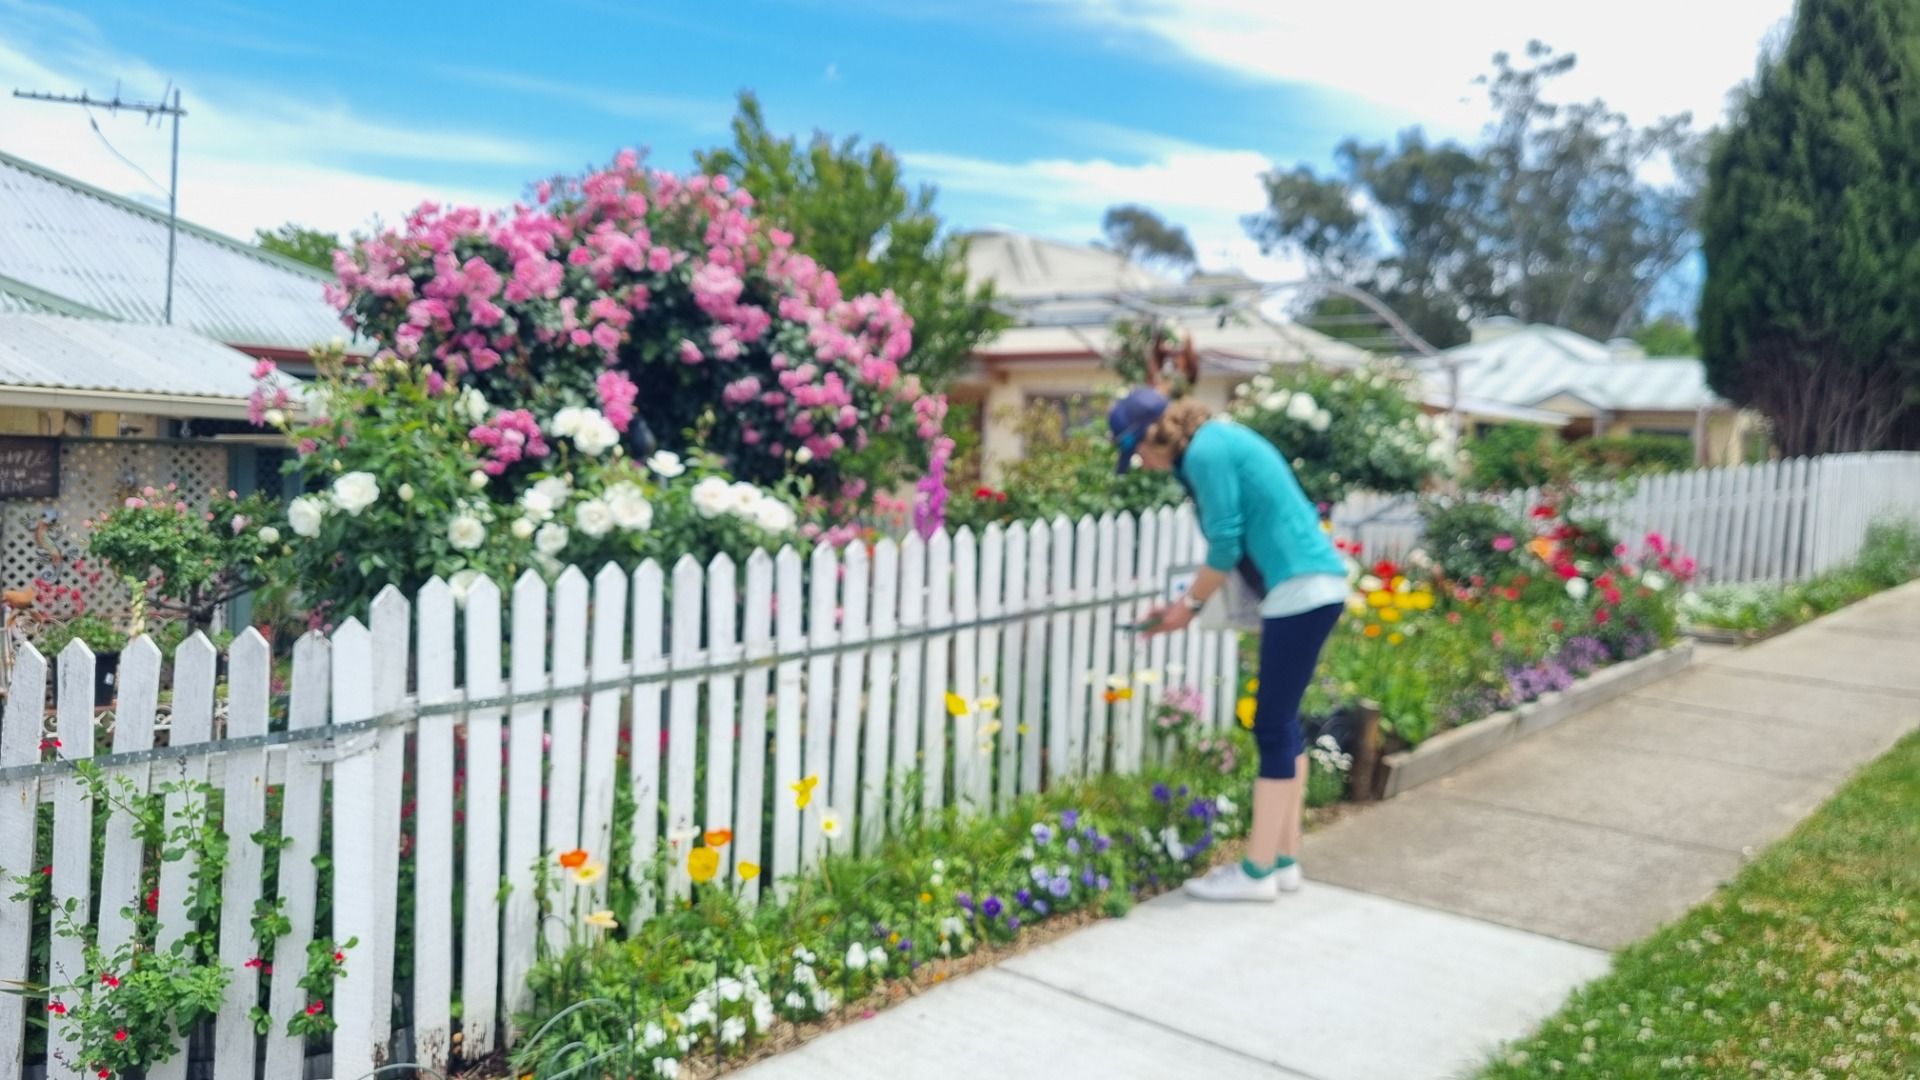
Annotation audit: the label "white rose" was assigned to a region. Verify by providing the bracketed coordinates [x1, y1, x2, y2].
[520, 488, 556, 520]
[1642, 571, 1667, 592]
[606, 483, 654, 531]
[330, 471, 380, 516]
[575, 498, 615, 538]
[1310, 409, 1332, 433]
[751, 497, 796, 534]
[288, 495, 327, 538]
[727, 481, 762, 515]
[550, 406, 586, 439]
[1358, 574, 1384, 593]
[657, 1058, 680, 1080]
[572, 413, 620, 457]
[448, 514, 486, 551]
[448, 568, 484, 607]
[469, 470, 489, 490]
[1261, 390, 1290, 412]
[1286, 393, 1318, 422]
[511, 517, 535, 540]
[845, 942, 867, 971]
[1252, 373, 1274, 391]
[258, 525, 281, 545]
[398, 483, 415, 503]
[794, 446, 814, 465]
[647, 450, 686, 478]
[691, 476, 732, 518]
[459, 387, 489, 423]
[1566, 577, 1590, 601]
[262, 408, 286, 427]
[535, 523, 569, 556]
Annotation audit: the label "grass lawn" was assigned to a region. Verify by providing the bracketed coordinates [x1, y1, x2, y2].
[1483, 730, 1920, 1079]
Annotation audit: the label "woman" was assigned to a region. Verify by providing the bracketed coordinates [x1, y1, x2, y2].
[1112, 388, 1346, 902]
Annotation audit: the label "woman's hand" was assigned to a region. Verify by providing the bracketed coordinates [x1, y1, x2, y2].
[1139, 602, 1193, 636]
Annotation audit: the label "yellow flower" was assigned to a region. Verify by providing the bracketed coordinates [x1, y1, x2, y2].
[583, 909, 619, 930]
[687, 847, 719, 883]
[1244, 678, 1259, 693]
[819, 809, 844, 839]
[1367, 590, 1393, 608]
[738, 861, 761, 881]
[977, 695, 1001, 713]
[1017, 723, 1030, 736]
[1379, 607, 1402, 623]
[1345, 593, 1369, 616]
[1388, 632, 1405, 645]
[888, 931, 902, 945]
[1392, 576, 1410, 593]
[1393, 591, 1417, 610]
[791, 774, 820, 809]
[1236, 697, 1257, 729]
[979, 719, 1003, 738]
[945, 692, 970, 717]
[1410, 589, 1434, 611]
[571, 862, 605, 886]
[919, 891, 932, 904]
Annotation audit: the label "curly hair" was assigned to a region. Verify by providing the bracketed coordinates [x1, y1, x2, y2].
[1141, 398, 1213, 460]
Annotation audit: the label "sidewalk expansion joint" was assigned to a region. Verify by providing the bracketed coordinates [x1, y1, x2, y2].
[1694, 665, 1920, 700]
[1427, 791, 1750, 859]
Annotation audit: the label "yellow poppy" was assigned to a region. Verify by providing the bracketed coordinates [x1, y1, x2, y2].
[1388, 632, 1405, 645]
[687, 847, 719, 883]
[1379, 607, 1402, 622]
[1393, 592, 1417, 610]
[1367, 590, 1393, 608]
[738, 861, 761, 881]
[945, 692, 970, 717]
[571, 862, 605, 886]
[583, 909, 619, 930]
[919, 891, 932, 904]
[977, 695, 1001, 713]
[1235, 697, 1257, 729]
[1244, 677, 1259, 693]
[791, 774, 819, 809]
[1103, 688, 1133, 704]
[704, 829, 733, 848]
[1409, 590, 1434, 611]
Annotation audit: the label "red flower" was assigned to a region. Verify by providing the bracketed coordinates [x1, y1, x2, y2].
[245, 957, 265, 969]
[334, 950, 345, 963]
[100, 973, 120, 989]
[1551, 620, 1564, 632]
[40, 865, 50, 876]
[144, 887, 159, 913]
[1603, 588, 1623, 607]
[46, 1000, 66, 1014]
[1554, 563, 1580, 581]
[99, 1071, 109, 1079]
[1595, 608, 1612, 625]
[305, 1000, 326, 1016]
[1530, 504, 1556, 520]
[1594, 573, 1615, 591]
[114, 1029, 128, 1042]
[39, 738, 60, 753]
[1371, 559, 1400, 580]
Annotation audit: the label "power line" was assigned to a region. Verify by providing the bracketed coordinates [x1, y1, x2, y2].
[12, 85, 187, 324]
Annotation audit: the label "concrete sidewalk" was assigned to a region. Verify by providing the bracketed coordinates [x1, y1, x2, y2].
[740, 583, 1920, 1080]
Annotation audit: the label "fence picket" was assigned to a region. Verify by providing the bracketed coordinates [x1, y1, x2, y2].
[629, 561, 666, 921]
[146, 634, 212, 1080]
[544, 567, 592, 937]
[974, 524, 1005, 811]
[1112, 512, 1143, 774]
[950, 529, 980, 813]
[1068, 515, 1097, 778]
[95, 636, 158, 963]
[1088, 514, 1118, 772]
[1046, 518, 1074, 787]
[892, 535, 926, 828]
[1148, 508, 1178, 743]
[922, 529, 954, 817]
[329, 619, 380, 1080]
[667, 556, 706, 894]
[460, 577, 505, 1051]
[738, 551, 775, 901]
[803, 545, 838, 867]
[1179, 510, 1206, 709]
[414, 579, 456, 1070]
[212, 629, 270, 1080]
[367, 586, 411, 1053]
[772, 547, 805, 893]
[46, 642, 95, 1080]
[995, 523, 1027, 812]
[706, 555, 741, 881]
[581, 564, 630, 907]
[264, 634, 330, 1078]
[833, 544, 869, 835]
[861, 540, 899, 853]
[1021, 523, 1049, 796]
[0, 644, 43, 1074]
[501, 573, 548, 1028]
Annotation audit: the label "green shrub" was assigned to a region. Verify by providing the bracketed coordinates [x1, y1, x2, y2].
[946, 398, 1183, 532]
[1568, 433, 1693, 476]
[1683, 519, 1920, 632]
[1421, 500, 1528, 586]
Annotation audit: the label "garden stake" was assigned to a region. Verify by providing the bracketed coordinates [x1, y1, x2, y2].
[1351, 699, 1384, 801]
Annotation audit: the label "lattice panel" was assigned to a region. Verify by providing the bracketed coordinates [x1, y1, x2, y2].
[0, 439, 233, 626]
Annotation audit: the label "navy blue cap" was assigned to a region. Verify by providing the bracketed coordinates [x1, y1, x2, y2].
[1108, 387, 1168, 474]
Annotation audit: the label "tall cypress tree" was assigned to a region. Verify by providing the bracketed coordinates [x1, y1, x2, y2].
[1698, 0, 1920, 454]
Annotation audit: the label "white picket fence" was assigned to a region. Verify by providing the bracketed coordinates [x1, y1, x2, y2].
[1329, 452, 1920, 585]
[0, 507, 1239, 1080]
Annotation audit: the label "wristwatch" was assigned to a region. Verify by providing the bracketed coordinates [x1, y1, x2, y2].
[1181, 592, 1206, 613]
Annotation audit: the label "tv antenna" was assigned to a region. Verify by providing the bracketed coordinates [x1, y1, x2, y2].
[12, 84, 187, 324]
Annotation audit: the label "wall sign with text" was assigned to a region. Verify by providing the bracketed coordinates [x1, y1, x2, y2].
[0, 437, 60, 499]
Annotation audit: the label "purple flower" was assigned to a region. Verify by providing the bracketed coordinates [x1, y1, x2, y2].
[1030, 865, 1050, 886]
[1061, 810, 1080, 829]
[1034, 899, 1050, 916]
[1188, 800, 1215, 820]
[1096, 874, 1110, 890]
[1049, 875, 1071, 898]
[1016, 888, 1033, 907]
[956, 892, 974, 912]
[1177, 785, 1190, 798]
[1008, 915, 1021, 931]
[1152, 784, 1171, 804]
[1094, 836, 1111, 853]
[982, 896, 1004, 919]
[1031, 822, 1054, 845]
[1080, 867, 1096, 888]
[1066, 837, 1082, 856]
[898, 938, 913, 952]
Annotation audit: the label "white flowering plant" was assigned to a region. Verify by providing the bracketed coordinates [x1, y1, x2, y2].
[1229, 362, 1444, 506]
[264, 343, 806, 627]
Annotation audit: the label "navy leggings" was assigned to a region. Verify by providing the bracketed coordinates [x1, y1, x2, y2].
[1252, 604, 1343, 780]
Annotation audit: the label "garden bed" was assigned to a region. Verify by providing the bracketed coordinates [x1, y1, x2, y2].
[1378, 642, 1694, 799]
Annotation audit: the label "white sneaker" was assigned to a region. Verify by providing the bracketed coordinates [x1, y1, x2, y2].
[1183, 861, 1279, 902]
[1272, 861, 1303, 893]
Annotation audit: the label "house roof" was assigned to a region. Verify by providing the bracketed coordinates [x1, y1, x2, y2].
[960, 230, 1370, 372]
[0, 150, 347, 352]
[0, 312, 302, 421]
[1417, 321, 1726, 416]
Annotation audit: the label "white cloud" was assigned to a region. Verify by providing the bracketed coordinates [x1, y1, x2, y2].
[435, 66, 730, 133]
[905, 145, 1307, 282]
[0, 8, 530, 240]
[1038, 0, 1793, 132]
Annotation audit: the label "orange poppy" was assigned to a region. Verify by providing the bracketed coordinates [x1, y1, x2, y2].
[704, 829, 733, 848]
[557, 849, 589, 870]
[1363, 624, 1382, 639]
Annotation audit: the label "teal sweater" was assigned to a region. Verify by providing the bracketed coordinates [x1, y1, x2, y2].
[1176, 418, 1344, 588]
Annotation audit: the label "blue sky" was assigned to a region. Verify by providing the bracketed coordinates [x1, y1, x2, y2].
[3, 0, 1791, 296]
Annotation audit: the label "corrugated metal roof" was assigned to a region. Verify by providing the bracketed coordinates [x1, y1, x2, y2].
[1417, 322, 1726, 414]
[0, 151, 348, 352]
[0, 312, 297, 407]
